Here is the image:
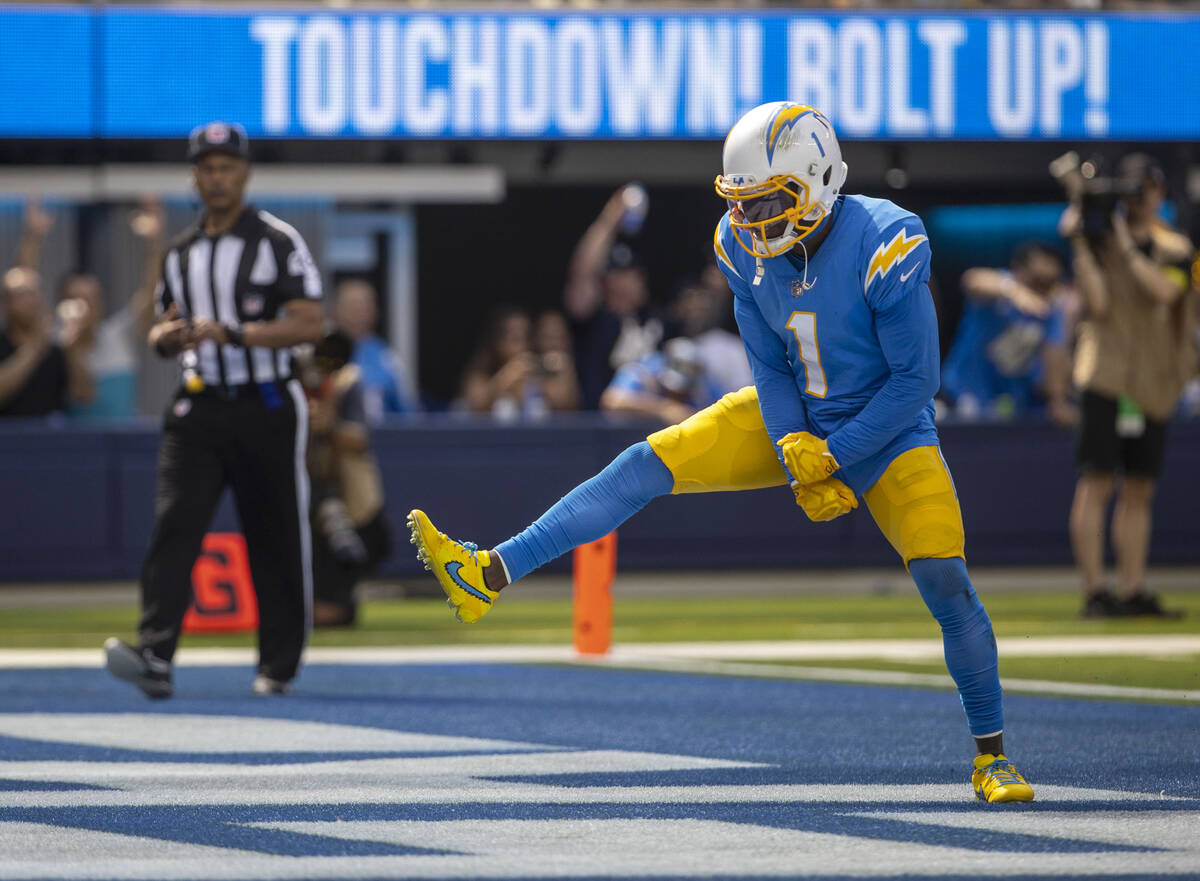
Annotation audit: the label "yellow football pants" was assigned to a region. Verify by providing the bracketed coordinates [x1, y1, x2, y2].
[646, 386, 965, 563]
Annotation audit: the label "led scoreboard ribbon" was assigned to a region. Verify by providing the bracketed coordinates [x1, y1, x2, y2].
[1, 8, 1198, 140]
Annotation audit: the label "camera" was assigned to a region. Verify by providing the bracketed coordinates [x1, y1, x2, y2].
[297, 331, 353, 395]
[1049, 151, 1140, 242]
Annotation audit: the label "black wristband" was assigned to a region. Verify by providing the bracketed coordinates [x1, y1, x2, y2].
[224, 323, 246, 347]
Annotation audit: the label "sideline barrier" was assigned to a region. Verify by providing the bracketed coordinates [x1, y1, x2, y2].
[2, 416, 1200, 581]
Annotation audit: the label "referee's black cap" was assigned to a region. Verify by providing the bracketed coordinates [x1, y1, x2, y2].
[187, 121, 250, 164]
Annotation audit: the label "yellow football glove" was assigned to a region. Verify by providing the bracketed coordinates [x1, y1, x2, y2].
[777, 431, 841, 485]
[791, 477, 858, 522]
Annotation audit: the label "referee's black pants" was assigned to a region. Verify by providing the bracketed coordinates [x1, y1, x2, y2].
[138, 380, 311, 682]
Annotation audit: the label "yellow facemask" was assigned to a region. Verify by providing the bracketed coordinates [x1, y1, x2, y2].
[714, 174, 827, 258]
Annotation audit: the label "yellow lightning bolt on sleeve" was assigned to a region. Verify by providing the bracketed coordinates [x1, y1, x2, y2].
[865, 229, 928, 290]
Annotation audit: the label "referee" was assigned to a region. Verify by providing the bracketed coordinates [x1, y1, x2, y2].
[105, 122, 323, 698]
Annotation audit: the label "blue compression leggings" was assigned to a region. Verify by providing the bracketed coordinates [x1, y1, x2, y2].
[493, 442, 1003, 738]
[909, 557, 1004, 737]
[494, 441, 673, 584]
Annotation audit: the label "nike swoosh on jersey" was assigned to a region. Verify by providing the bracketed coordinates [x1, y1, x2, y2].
[899, 262, 923, 283]
[445, 561, 493, 603]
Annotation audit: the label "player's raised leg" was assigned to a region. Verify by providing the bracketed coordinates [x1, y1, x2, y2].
[409, 440, 673, 622]
[409, 387, 808, 622]
[863, 445, 1034, 803]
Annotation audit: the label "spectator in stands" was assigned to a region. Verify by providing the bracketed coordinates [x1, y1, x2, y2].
[532, 309, 581, 412]
[16, 194, 162, 423]
[941, 242, 1074, 424]
[565, 186, 669, 408]
[672, 275, 752, 396]
[333, 278, 417, 422]
[0, 267, 91, 418]
[462, 306, 578, 420]
[600, 337, 723, 426]
[301, 331, 391, 627]
[1062, 153, 1197, 618]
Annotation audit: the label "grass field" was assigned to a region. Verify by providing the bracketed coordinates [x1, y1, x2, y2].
[4, 588, 1198, 693]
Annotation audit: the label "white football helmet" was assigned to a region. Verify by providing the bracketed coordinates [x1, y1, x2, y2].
[715, 102, 848, 258]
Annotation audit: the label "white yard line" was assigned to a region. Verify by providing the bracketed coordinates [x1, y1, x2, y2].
[2, 637, 1198, 702]
[596, 656, 1200, 703]
[3, 634, 1198, 670]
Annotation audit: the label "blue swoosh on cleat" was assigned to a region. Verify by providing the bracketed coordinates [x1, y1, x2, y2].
[445, 562, 493, 603]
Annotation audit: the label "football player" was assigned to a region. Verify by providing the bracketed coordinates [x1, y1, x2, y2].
[409, 102, 1033, 804]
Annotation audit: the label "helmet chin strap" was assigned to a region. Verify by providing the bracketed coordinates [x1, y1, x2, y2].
[795, 238, 812, 292]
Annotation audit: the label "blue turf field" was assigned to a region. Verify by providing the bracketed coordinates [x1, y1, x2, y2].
[0, 662, 1197, 880]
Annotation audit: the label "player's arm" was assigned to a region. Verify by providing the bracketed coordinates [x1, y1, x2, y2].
[713, 220, 812, 456]
[731, 292, 809, 460]
[716, 226, 856, 520]
[732, 290, 857, 519]
[815, 222, 938, 470]
[824, 283, 940, 469]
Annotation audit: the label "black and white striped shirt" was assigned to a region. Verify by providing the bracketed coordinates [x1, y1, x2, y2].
[156, 205, 322, 390]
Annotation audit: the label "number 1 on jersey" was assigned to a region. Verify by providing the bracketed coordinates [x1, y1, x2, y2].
[786, 311, 827, 397]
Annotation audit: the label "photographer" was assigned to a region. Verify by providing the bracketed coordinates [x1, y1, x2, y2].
[1056, 153, 1196, 618]
[302, 331, 391, 627]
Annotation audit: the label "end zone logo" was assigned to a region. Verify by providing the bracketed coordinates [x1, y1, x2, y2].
[0, 712, 1195, 879]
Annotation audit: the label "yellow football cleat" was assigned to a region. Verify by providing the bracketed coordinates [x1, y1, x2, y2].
[972, 754, 1035, 803]
[407, 509, 500, 623]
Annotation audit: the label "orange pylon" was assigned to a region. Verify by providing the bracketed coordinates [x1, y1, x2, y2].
[573, 531, 616, 655]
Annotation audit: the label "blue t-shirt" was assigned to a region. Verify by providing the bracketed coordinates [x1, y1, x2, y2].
[714, 194, 941, 494]
[941, 287, 1066, 416]
[350, 335, 416, 421]
[607, 351, 723, 411]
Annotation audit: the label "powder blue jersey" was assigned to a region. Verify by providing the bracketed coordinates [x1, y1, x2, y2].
[714, 194, 941, 494]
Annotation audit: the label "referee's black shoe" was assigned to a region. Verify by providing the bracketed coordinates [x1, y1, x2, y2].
[104, 638, 174, 699]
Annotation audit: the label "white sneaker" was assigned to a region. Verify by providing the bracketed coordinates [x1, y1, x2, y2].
[251, 675, 291, 696]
